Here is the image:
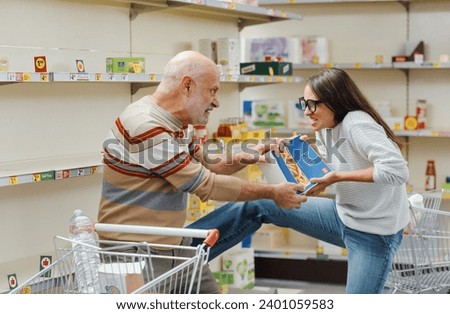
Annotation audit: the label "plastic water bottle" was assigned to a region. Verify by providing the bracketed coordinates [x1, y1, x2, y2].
[68, 209, 101, 293]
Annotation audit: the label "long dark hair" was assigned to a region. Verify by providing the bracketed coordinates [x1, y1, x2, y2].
[307, 68, 404, 148]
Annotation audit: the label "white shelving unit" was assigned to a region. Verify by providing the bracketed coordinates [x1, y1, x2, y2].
[0, 0, 304, 292]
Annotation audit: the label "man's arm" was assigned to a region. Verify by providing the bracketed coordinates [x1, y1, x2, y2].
[199, 142, 276, 175]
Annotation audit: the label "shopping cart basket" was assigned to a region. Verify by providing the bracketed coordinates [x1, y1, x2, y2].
[386, 189, 450, 293]
[9, 223, 219, 294]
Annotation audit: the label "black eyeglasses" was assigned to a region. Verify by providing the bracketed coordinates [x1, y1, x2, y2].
[297, 97, 323, 113]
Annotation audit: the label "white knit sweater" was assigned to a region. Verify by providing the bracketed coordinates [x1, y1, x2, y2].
[316, 111, 410, 235]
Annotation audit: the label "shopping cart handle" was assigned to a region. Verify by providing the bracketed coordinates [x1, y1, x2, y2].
[95, 223, 219, 247]
[204, 229, 219, 247]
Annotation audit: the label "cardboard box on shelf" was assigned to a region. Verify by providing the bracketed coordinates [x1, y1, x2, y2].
[240, 61, 293, 76]
[241, 37, 301, 63]
[199, 39, 217, 63]
[252, 225, 288, 248]
[106, 57, 145, 73]
[250, 99, 286, 128]
[300, 36, 329, 64]
[217, 37, 240, 75]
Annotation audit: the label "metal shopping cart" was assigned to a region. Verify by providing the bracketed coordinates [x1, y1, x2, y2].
[9, 223, 219, 294]
[386, 189, 450, 294]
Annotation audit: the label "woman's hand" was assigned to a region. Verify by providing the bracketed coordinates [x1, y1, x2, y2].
[306, 171, 338, 196]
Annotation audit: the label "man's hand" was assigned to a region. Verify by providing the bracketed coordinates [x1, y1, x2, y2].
[272, 182, 307, 209]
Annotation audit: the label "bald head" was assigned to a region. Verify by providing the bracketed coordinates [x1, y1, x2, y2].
[157, 50, 219, 93]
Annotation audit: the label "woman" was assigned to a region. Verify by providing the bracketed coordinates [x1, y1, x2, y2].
[294, 67, 410, 293]
[192, 67, 410, 293]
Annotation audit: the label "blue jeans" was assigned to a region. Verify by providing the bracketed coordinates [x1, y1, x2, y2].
[187, 197, 403, 294]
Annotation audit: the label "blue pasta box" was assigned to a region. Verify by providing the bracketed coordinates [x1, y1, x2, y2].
[258, 135, 331, 193]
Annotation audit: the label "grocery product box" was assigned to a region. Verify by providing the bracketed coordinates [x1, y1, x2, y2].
[106, 57, 145, 73]
[217, 37, 240, 75]
[221, 248, 255, 289]
[98, 261, 145, 294]
[241, 37, 301, 63]
[300, 36, 329, 64]
[199, 39, 217, 63]
[250, 99, 286, 128]
[258, 135, 331, 193]
[240, 62, 293, 76]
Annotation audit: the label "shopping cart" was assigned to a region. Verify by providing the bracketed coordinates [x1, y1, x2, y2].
[9, 223, 219, 294]
[386, 189, 450, 293]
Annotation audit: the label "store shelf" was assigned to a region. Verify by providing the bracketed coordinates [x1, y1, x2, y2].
[259, 0, 423, 4]
[393, 61, 450, 70]
[254, 245, 347, 261]
[115, 0, 302, 28]
[294, 62, 450, 71]
[0, 153, 103, 187]
[394, 129, 450, 138]
[0, 71, 304, 94]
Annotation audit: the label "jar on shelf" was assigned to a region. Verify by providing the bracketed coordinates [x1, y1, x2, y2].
[425, 160, 436, 191]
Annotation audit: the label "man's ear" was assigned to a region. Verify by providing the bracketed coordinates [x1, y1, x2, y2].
[182, 76, 192, 94]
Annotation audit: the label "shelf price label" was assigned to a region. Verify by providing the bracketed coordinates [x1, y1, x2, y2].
[95, 73, 103, 81]
[70, 73, 89, 81]
[354, 63, 362, 69]
[9, 176, 18, 185]
[91, 166, 98, 174]
[19, 286, 32, 294]
[23, 73, 31, 81]
[32, 173, 41, 182]
[149, 74, 157, 81]
[40, 73, 50, 82]
[275, 76, 284, 82]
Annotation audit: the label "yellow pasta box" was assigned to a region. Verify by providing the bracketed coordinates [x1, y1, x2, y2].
[258, 135, 331, 193]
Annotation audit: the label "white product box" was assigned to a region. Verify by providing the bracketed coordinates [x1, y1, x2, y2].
[217, 37, 240, 75]
[300, 36, 329, 64]
[199, 39, 217, 63]
[98, 261, 145, 294]
[241, 37, 301, 63]
[221, 248, 255, 289]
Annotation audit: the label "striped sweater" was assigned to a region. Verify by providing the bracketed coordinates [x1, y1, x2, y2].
[316, 111, 410, 235]
[97, 96, 242, 245]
